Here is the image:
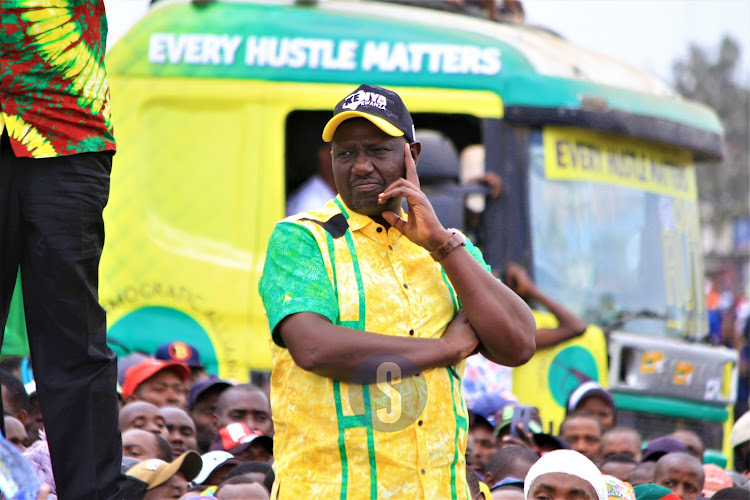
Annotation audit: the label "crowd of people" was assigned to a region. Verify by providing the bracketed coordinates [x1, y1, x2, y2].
[0, 337, 748, 499]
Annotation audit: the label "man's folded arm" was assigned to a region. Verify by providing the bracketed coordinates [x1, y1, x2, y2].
[277, 311, 478, 383]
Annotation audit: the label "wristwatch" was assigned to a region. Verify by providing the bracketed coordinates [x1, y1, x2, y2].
[430, 229, 466, 262]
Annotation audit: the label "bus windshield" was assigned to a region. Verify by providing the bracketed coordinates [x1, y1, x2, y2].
[528, 128, 707, 340]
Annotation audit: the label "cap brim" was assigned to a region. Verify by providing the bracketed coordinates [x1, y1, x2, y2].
[322, 111, 404, 142]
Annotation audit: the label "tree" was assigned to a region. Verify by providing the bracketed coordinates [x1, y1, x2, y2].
[672, 35, 750, 240]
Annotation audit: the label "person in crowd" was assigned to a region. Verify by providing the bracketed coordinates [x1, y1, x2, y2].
[286, 143, 338, 216]
[558, 411, 604, 463]
[641, 437, 688, 463]
[211, 422, 274, 464]
[23, 381, 44, 444]
[214, 383, 273, 437]
[155, 341, 210, 389]
[225, 461, 274, 486]
[122, 428, 173, 462]
[463, 263, 587, 407]
[466, 465, 487, 500]
[162, 406, 199, 457]
[731, 411, 750, 477]
[118, 352, 151, 386]
[627, 462, 657, 487]
[0, 370, 30, 430]
[122, 358, 191, 408]
[711, 487, 750, 499]
[470, 411, 502, 479]
[631, 483, 680, 500]
[4, 415, 29, 452]
[523, 449, 607, 500]
[188, 377, 233, 453]
[119, 401, 169, 439]
[258, 83, 536, 498]
[599, 454, 638, 482]
[492, 481, 524, 500]
[0, 3, 139, 496]
[652, 452, 704, 500]
[214, 476, 270, 500]
[701, 463, 734, 498]
[126, 451, 202, 500]
[483, 445, 538, 492]
[566, 380, 616, 431]
[192, 450, 247, 488]
[600, 426, 643, 462]
[669, 429, 704, 462]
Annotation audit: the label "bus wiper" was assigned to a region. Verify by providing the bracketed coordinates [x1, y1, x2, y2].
[607, 308, 667, 332]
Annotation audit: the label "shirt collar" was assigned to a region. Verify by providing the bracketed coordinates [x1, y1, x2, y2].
[334, 195, 406, 235]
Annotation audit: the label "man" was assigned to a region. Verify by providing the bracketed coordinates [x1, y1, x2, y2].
[598, 454, 637, 482]
[730, 410, 750, 477]
[483, 446, 539, 492]
[155, 341, 210, 389]
[566, 380, 616, 431]
[523, 449, 607, 500]
[210, 422, 274, 463]
[214, 476, 270, 500]
[188, 377, 233, 453]
[599, 426, 643, 462]
[119, 401, 169, 439]
[0, 3, 136, 497]
[122, 358, 191, 408]
[162, 406, 199, 457]
[668, 430, 704, 462]
[214, 384, 273, 437]
[652, 452, 704, 500]
[558, 412, 604, 463]
[258, 84, 536, 498]
[126, 451, 202, 500]
[122, 428, 173, 462]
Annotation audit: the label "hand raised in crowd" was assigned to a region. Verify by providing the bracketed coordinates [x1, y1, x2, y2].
[380, 142, 454, 252]
[506, 262, 535, 297]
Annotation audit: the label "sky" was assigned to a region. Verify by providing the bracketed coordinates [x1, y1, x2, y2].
[104, 0, 750, 87]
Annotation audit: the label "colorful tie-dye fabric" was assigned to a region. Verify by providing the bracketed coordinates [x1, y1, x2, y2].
[259, 196, 495, 499]
[0, 0, 115, 158]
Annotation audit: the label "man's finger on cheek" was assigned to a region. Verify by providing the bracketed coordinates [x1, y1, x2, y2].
[404, 143, 418, 186]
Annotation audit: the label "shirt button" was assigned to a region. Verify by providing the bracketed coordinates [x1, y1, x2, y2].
[409, 329, 414, 336]
[418, 420, 423, 426]
[376, 227, 383, 233]
[421, 469, 426, 475]
[415, 372, 420, 377]
[403, 283, 409, 289]
[388, 245, 393, 250]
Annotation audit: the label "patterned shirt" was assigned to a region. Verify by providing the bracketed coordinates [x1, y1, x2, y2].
[259, 196, 492, 500]
[0, 0, 115, 158]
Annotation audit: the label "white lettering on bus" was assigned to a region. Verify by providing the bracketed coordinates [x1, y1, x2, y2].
[149, 33, 243, 65]
[149, 34, 502, 76]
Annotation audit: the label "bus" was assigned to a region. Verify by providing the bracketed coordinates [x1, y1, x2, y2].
[5, 0, 739, 462]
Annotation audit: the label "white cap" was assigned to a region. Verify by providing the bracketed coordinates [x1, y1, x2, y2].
[524, 449, 607, 500]
[192, 451, 237, 485]
[730, 410, 750, 448]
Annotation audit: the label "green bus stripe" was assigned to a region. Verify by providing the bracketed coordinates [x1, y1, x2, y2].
[441, 268, 458, 315]
[613, 392, 730, 422]
[447, 368, 460, 500]
[333, 381, 349, 500]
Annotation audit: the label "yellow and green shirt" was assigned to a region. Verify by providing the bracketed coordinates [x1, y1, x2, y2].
[259, 196, 493, 499]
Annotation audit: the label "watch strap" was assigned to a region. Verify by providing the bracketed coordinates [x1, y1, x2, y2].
[430, 229, 466, 262]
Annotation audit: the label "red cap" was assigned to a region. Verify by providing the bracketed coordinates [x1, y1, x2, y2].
[122, 359, 191, 399]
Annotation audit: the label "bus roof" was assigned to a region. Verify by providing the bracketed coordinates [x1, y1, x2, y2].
[108, 0, 724, 159]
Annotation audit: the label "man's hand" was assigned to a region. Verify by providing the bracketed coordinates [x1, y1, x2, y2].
[379, 143, 453, 251]
[506, 262, 535, 298]
[439, 310, 480, 365]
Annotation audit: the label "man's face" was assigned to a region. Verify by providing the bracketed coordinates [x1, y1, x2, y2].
[119, 401, 169, 440]
[134, 370, 188, 408]
[654, 455, 704, 500]
[4, 417, 29, 452]
[161, 407, 198, 457]
[234, 441, 273, 463]
[331, 118, 407, 217]
[575, 397, 615, 431]
[559, 417, 602, 462]
[599, 433, 641, 462]
[599, 460, 636, 482]
[469, 424, 498, 475]
[216, 389, 273, 436]
[122, 429, 160, 460]
[189, 389, 224, 451]
[527, 473, 598, 500]
[143, 472, 188, 500]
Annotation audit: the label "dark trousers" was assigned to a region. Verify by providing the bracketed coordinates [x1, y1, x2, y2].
[0, 132, 140, 499]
